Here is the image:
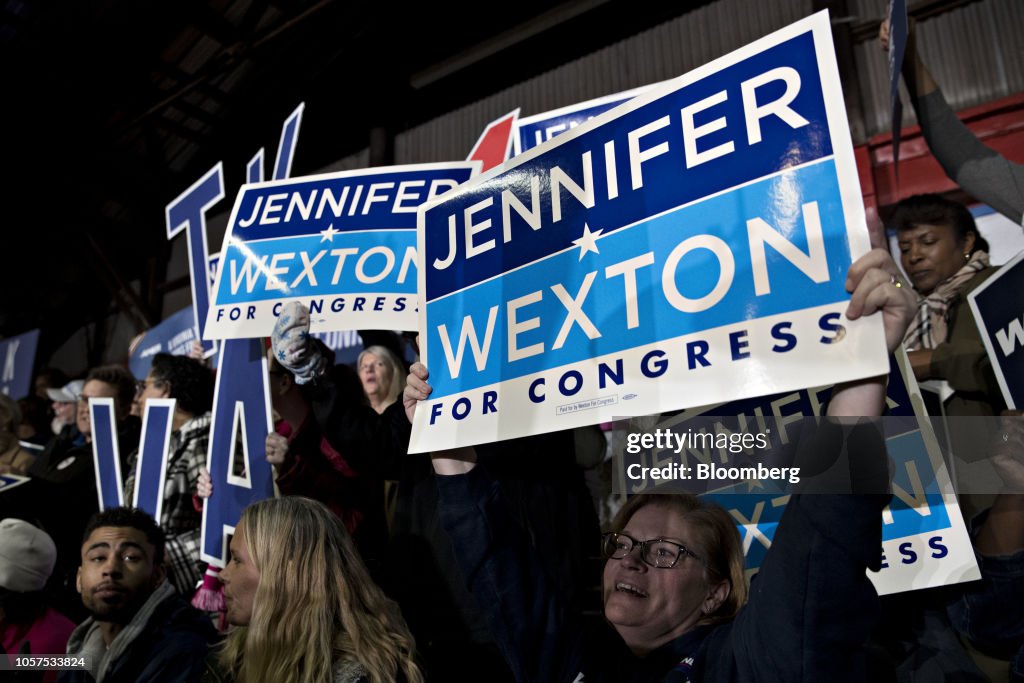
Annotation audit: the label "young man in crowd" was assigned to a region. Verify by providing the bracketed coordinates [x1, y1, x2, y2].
[59, 507, 216, 683]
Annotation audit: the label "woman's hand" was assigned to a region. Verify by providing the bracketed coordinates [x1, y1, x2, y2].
[829, 249, 917, 417]
[845, 248, 916, 353]
[196, 466, 213, 498]
[878, 15, 935, 98]
[403, 362, 432, 425]
[401, 361, 476, 474]
[265, 432, 288, 466]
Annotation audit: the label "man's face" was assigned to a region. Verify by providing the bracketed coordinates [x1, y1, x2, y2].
[603, 505, 711, 653]
[76, 526, 165, 624]
[76, 380, 118, 441]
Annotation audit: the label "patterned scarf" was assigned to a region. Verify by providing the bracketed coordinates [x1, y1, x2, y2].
[903, 250, 989, 350]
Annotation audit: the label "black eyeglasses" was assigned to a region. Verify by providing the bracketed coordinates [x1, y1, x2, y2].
[601, 531, 705, 569]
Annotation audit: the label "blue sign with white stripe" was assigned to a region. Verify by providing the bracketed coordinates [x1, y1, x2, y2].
[411, 12, 886, 452]
[205, 162, 478, 338]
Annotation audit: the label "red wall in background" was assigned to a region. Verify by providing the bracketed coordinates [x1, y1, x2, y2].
[856, 92, 1024, 246]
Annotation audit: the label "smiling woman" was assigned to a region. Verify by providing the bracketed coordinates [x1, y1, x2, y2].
[601, 496, 746, 657]
[413, 248, 918, 682]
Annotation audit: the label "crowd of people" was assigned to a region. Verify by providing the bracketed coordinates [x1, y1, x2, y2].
[0, 17, 1020, 683]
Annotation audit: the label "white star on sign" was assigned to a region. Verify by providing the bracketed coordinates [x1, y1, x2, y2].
[572, 223, 603, 261]
[320, 224, 340, 242]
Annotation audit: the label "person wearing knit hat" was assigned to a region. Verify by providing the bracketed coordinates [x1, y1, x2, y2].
[0, 518, 57, 592]
[0, 518, 75, 683]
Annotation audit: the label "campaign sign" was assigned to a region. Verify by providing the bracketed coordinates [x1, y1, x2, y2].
[199, 338, 276, 567]
[89, 397, 178, 518]
[128, 306, 200, 379]
[514, 84, 657, 156]
[312, 329, 363, 366]
[0, 329, 40, 399]
[89, 398, 125, 510]
[887, 0, 908, 169]
[205, 162, 479, 339]
[411, 12, 886, 453]
[0, 474, 30, 495]
[968, 249, 1024, 409]
[468, 109, 519, 173]
[618, 349, 978, 595]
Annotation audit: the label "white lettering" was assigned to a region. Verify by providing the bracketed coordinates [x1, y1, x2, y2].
[747, 201, 828, 296]
[507, 291, 544, 362]
[662, 235, 735, 313]
[741, 66, 809, 145]
[628, 115, 670, 190]
[437, 307, 499, 379]
[681, 90, 734, 169]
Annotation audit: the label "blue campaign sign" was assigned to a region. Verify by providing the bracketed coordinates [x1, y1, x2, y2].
[165, 164, 225, 358]
[131, 399, 176, 520]
[0, 329, 40, 399]
[411, 12, 886, 453]
[89, 398, 177, 519]
[128, 307, 200, 379]
[199, 108, 300, 567]
[514, 83, 657, 156]
[200, 338, 275, 567]
[468, 109, 519, 173]
[205, 162, 479, 339]
[89, 399, 125, 510]
[0, 474, 31, 495]
[969, 249, 1024, 409]
[164, 104, 304, 357]
[618, 349, 977, 594]
[887, 0, 908, 169]
[312, 329, 364, 366]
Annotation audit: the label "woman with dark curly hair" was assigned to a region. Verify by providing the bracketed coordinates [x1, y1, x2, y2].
[125, 353, 215, 596]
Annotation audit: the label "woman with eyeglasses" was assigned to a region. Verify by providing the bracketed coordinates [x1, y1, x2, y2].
[125, 352, 215, 597]
[404, 249, 916, 682]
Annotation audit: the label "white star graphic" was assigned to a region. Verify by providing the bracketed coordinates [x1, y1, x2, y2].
[319, 224, 340, 242]
[572, 223, 603, 261]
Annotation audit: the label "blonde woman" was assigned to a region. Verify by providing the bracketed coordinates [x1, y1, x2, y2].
[357, 346, 406, 415]
[213, 497, 422, 683]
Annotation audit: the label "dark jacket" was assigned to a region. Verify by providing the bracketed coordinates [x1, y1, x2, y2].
[929, 266, 1005, 419]
[58, 582, 217, 683]
[436, 421, 889, 682]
